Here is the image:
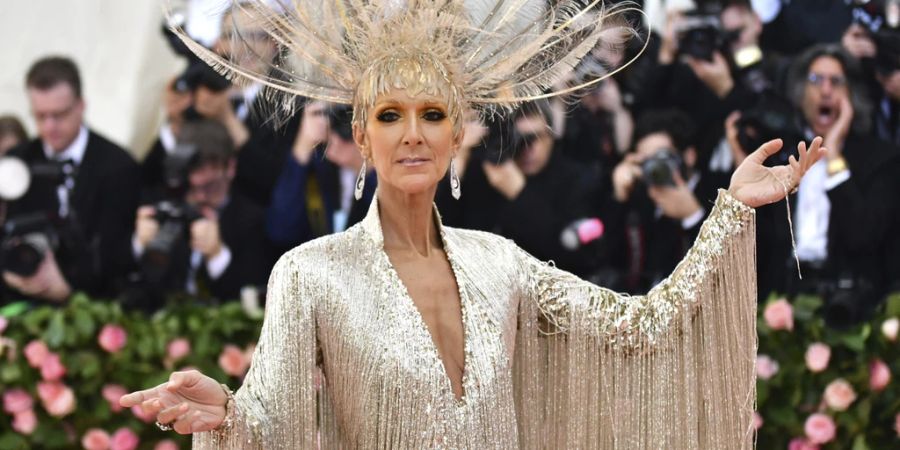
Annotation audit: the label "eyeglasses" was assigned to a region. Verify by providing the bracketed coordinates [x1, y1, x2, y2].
[807, 73, 847, 89]
[33, 101, 79, 124]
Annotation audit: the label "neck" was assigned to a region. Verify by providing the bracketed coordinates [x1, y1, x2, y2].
[377, 183, 441, 257]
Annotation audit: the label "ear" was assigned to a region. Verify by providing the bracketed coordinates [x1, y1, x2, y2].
[683, 146, 697, 169]
[226, 157, 237, 179]
[352, 123, 368, 160]
[452, 125, 466, 157]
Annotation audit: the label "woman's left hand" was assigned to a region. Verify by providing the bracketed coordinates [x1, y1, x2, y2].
[728, 137, 827, 208]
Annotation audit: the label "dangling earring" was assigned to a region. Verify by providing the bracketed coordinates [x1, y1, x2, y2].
[450, 159, 461, 200]
[355, 160, 367, 200]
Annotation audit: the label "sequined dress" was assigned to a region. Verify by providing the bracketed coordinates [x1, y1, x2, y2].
[194, 189, 757, 449]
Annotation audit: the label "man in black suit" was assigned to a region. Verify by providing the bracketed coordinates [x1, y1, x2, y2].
[2, 56, 140, 303]
[132, 120, 273, 306]
[756, 44, 900, 326]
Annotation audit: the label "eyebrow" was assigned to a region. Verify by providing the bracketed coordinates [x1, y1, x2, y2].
[374, 99, 446, 109]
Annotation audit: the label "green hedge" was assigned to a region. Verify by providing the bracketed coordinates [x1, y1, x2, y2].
[0, 293, 898, 449]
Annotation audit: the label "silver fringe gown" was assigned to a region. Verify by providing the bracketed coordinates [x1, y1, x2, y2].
[194, 189, 758, 449]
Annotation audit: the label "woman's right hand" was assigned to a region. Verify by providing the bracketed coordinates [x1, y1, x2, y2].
[119, 370, 229, 434]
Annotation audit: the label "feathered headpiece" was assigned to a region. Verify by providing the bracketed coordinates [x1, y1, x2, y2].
[172, 0, 646, 130]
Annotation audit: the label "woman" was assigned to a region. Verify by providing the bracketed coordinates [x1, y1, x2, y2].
[122, 1, 825, 448]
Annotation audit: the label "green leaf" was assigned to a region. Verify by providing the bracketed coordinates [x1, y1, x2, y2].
[72, 308, 95, 340]
[885, 292, 900, 317]
[852, 435, 870, 450]
[44, 311, 66, 347]
[0, 363, 22, 383]
[0, 432, 28, 450]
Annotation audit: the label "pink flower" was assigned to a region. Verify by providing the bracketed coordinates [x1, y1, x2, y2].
[102, 384, 127, 413]
[804, 413, 836, 444]
[219, 344, 250, 377]
[3, 388, 33, 414]
[895, 412, 900, 438]
[805, 343, 831, 373]
[788, 437, 821, 450]
[869, 359, 891, 391]
[763, 298, 794, 331]
[167, 338, 191, 361]
[36, 381, 76, 417]
[81, 428, 111, 450]
[752, 411, 763, 430]
[130, 404, 154, 423]
[0, 316, 7, 334]
[110, 427, 139, 450]
[756, 355, 779, 380]
[824, 378, 857, 411]
[154, 440, 179, 450]
[883, 318, 899, 342]
[11, 409, 37, 435]
[23, 340, 49, 368]
[98, 325, 127, 353]
[40, 352, 67, 381]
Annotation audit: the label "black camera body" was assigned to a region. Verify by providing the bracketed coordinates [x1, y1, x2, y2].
[736, 93, 804, 162]
[0, 213, 60, 277]
[678, 13, 726, 62]
[641, 149, 684, 187]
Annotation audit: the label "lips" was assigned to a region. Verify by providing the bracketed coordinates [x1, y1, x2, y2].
[396, 157, 431, 166]
[815, 104, 836, 129]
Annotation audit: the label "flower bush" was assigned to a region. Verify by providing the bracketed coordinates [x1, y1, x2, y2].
[0, 294, 262, 449]
[0, 291, 898, 448]
[757, 293, 900, 449]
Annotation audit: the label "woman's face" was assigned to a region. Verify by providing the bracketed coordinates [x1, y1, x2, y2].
[355, 89, 461, 196]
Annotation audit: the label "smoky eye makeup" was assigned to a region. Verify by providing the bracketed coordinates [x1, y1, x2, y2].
[423, 109, 447, 121]
[376, 109, 401, 122]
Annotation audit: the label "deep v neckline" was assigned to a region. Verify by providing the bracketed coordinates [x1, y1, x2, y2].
[382, 230, 471, 406]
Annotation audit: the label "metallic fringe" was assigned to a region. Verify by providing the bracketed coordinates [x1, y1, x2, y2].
[194, 190, 756, 449]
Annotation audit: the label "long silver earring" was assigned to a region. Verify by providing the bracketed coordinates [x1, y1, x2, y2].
[450, 159, 461, 200]
[355, 160, 367, 200]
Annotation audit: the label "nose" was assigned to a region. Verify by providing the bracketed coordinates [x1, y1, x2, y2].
[402, 115, 424, 146]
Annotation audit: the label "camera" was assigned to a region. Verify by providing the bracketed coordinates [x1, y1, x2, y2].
[161, 16, 232, 121]
[822, 275, 879, 329]
[138, 200, 203, 285]
[736, 93, 804, 163]
[677, 11, 727, 62]
[641, 149, 684, 187]
[0, 213, 59, 277]
[0, 158, 79, 277]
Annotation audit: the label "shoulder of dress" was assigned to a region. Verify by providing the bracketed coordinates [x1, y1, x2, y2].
[443, 226, 514, 248]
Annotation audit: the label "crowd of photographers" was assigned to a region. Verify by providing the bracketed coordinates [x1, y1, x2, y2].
[1, 0, 899, 329]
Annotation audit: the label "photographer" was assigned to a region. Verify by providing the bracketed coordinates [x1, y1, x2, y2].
[132, 120, 273, 307]
[437, 101, 609, 278]
[2, 56, 140, 304]
[142, 4, 298, 207]
[265, 102, 376, 252]
[873, 30, 900, 145]
[638, 2, 779, 193]
[609, 109, 719, 293]
[754, 44, 900, 325]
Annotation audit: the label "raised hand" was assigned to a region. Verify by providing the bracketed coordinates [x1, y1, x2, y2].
[119, 370, 228, 435]
[728, 137, 827, 208]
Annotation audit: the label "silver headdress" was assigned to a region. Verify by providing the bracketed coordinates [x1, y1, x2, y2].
[172, 0, 646, 129]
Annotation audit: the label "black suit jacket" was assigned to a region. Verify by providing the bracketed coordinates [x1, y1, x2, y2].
[2, 130, 140, 301]
[756, 133, 900, 310]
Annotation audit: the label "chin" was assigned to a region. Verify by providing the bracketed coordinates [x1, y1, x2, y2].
[393, 175, 440, 196]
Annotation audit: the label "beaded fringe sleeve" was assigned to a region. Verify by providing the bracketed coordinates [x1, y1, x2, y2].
[192, 189, 756, 449]
[514, 189, 757, 449]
